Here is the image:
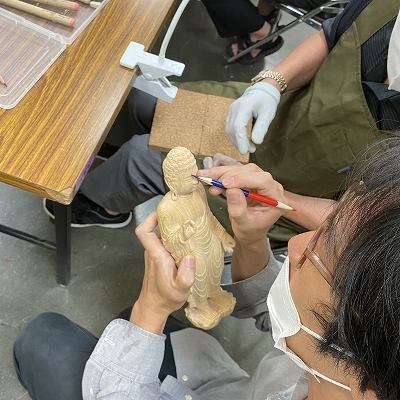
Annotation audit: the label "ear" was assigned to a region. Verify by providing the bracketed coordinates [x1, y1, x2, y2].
[348, 377, 378, 400]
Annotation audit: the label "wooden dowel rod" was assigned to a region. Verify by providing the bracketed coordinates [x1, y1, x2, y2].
[0, 0, 75, 26]
[30, 0, 79, 11]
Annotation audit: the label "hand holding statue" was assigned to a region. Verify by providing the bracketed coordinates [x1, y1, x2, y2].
[132, 212, 196, 335]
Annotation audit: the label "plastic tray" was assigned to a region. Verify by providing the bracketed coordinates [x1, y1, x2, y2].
[0, 0, 109, 109]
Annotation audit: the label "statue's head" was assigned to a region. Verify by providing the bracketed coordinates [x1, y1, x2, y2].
[163, 147, 198, 197]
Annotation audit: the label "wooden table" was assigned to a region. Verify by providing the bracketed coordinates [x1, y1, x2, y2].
[0, 0, 177, 285]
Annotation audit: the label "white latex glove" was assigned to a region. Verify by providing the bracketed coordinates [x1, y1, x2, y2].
[203, 153, 243, 169]
[226, 82, 281, 154]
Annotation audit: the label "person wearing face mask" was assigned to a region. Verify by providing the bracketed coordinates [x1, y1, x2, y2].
[13, 137, 400, 399]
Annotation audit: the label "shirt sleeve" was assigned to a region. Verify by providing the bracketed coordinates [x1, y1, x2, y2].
[322, 0, 371, 52]
[82, 319, 166, 399]
[222, 247, 281, 333]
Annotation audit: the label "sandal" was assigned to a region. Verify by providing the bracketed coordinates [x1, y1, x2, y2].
[226, 34, 284, 65]
[263, 8, 283, 35]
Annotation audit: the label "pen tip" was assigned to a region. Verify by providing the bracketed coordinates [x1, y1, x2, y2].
[3, 83, 7, 87]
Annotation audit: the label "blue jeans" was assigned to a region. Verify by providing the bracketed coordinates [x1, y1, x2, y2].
[13, 312, 184, 400]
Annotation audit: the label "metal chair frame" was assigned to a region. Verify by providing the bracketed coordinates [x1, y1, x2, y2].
[225, 0, 350, 64]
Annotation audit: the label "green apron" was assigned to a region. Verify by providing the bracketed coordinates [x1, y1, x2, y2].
[173, 0, 398, 240]
[252, 0, 399, 200]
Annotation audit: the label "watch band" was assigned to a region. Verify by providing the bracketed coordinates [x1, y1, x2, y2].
[251, 70, 287, 93]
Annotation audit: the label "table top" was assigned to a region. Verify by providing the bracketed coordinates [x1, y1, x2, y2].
[0, 0, 177, 204]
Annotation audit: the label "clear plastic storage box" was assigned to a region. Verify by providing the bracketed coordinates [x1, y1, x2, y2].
[0, 0, 109, 109]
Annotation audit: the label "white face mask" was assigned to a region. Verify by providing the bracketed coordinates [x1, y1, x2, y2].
[388, 10, 400, 91]
[266, 257, 351, 391]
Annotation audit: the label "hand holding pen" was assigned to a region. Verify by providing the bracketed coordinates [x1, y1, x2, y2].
[195, 163, 292, 246]
[193, 164, 295, 211]
[193, 175, 294, 211]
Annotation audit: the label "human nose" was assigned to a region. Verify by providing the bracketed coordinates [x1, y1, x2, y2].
[287, 230, 316, 269]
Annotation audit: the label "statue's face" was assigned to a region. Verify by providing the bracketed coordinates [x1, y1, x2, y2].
[164, 148, 198, 195]
[168, 164, 198, 195]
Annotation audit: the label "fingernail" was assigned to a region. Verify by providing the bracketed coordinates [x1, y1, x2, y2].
[209, 186, 220, 195]
[197, 169, 210, 176]
[222, 177, 234, 186]
[227, 191, 239, 203]
[182, 255, 195, 269]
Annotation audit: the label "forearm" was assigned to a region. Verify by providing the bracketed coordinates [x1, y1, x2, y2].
[231, 236, 270, 282]
[262, 30, 329, 92]
[282, 190, 336, 230]
[130, 300, 168, 335]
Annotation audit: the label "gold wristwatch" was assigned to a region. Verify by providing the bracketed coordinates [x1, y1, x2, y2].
[251, 70, 287, 93]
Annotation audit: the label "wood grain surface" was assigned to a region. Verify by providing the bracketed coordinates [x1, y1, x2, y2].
[0, 0, 177, 203]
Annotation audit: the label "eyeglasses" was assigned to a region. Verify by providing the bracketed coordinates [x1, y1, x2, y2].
[294, 226, 333, 286]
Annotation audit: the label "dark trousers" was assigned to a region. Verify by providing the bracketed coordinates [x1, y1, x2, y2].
[13, 312, 186, 400]
[201, 0, 327, 38]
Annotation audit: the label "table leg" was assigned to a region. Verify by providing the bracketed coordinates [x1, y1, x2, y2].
[53, 202, 71, 286]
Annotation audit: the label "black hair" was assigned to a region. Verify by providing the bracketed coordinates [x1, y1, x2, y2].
[317, 137, 400, 399]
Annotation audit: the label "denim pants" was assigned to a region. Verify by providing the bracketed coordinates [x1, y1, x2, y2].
[13, 312, 183, 400]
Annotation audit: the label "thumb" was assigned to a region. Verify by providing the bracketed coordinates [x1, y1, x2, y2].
[176, 255, 196, 290]
[251, 117, 269, 145]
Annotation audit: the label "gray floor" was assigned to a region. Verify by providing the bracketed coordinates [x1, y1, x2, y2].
[0, 2, 316, 398]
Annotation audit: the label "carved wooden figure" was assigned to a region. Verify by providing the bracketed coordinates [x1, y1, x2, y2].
[157, 147, 236, 329]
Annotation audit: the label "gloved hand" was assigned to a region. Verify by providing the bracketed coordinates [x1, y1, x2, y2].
[226, 82, 281, 154]
[203, 153, 243, 169]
